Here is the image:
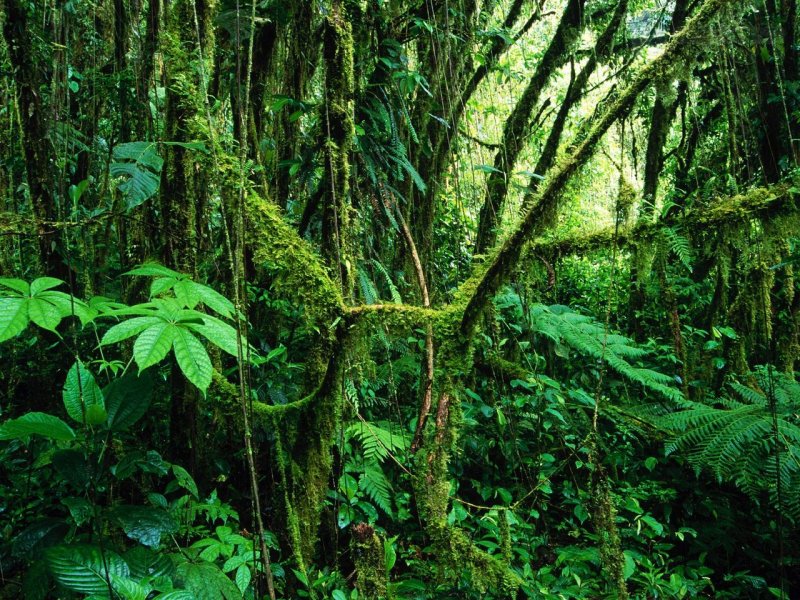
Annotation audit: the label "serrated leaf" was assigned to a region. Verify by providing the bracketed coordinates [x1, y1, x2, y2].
[30, 277, 65, 294]
[63, 362, 106, 425]
[173, 280, 200, 308]
[28, 297, 63, 331]
[112, 506, 178, 548]
[150, 276, 178, 298]
[134, 322, 177, 370]
[191, 283, 235, 317]
[0, 277, 29, 294]
[0, 412, 75, 441]
[0, 297, 29, 341]
[185, 317, 247, 358]
[102, 316, 162, 345]
[38, 291, 96, 325]
[235, 565, 251, 594]
[46, 544, 130, 596]
[172, 328, 212, 391]
[104, 371, 154, 431]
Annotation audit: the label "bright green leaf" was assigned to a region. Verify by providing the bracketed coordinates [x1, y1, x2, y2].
[28, 298, 63, 331]
[134, 322, 177, 370]
[0, 412, 75, 441]
[63, 362, 106, 425]
[102, 316, 162, 346]
[0, 297, 29, 342]
[172, 328, 212, 392]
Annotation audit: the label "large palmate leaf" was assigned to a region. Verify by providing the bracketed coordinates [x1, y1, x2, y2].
[0, 412, 76, 441]
[46, 544, 130, 596]
[110, 142, 164, 210]
[63, 361, 106, 425]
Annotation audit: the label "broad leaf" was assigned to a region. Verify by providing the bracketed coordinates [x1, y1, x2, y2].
[112, 505, 178, 548]
[125, 263, 181, 278]
[63, 362, 106, 425]
[150, 276, 178, 298]
[173, 279, 200, 309]
[102, 316, 162, 345]
[46, 544, 129, 596]
[192, 282, 235, 318]
[124, 547, 175, 580]
[38, 291, 96, 325]
[186, 316, 248, 358]
[104, 371, 154, 431]
[134, 322, 177, 370]
[0, 277, 29, 294]
[0, 412, 75, 441]
[110, 142, 164, 209]
[172, 328, 212, 391]
[28, 297, 63, 331]
[175, 561, 240, 600]
[30, 277, 65, 294]
[0, 297, 29, 341]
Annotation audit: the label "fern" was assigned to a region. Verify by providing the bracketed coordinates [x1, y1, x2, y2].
[659, 367, 800, 518]
[346, 421, 409, 462]
[526, 303, 684, 403]
[360, 464, 394, 517]
[661, 224, 694, 272]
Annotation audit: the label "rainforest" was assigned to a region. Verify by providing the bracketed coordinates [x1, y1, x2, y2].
[1, 0, 799, 598]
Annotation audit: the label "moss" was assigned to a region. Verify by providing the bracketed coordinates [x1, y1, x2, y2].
[592, 475, 629, 599]
[351, 523, 389, 599]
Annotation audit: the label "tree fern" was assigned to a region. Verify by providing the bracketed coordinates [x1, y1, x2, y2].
[659, 367, 800, 518]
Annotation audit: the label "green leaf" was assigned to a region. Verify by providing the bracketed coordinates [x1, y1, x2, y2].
[38, 291, 96, 325]
[172, 464, 199, 498]
[191, 282, 235, 318]
[134, 322, 177, 370]
[172, 328, 212, 391]
[0, 412, 75, 441]
[110, 142, 164, 209]
[104, 371, 154, 431]
[101, 316, 162, 345]
[63, 361, 106, 425]
[175, 562, 240, 600]
[62, 497, 94, 526]
[234, 565, 251, 594]
[125, 263, 181, 278]
[0, 297, 29, 341]
[30, 277, 65, 294]
[112, 505, 178, 548]
[185, 317, 247, 358]
[124, 547, 176, 580]
[0, 277, 29, 294]
[46, 544, 130, 596]
[28, 297, 63, 331]
[150, 276, 178, 298]
[173, 279, 200, 308]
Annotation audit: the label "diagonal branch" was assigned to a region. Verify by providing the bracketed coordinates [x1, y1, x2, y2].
[457, 0, 738, 336]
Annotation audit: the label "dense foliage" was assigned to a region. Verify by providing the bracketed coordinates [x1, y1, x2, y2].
[1, 0, 799, 598]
